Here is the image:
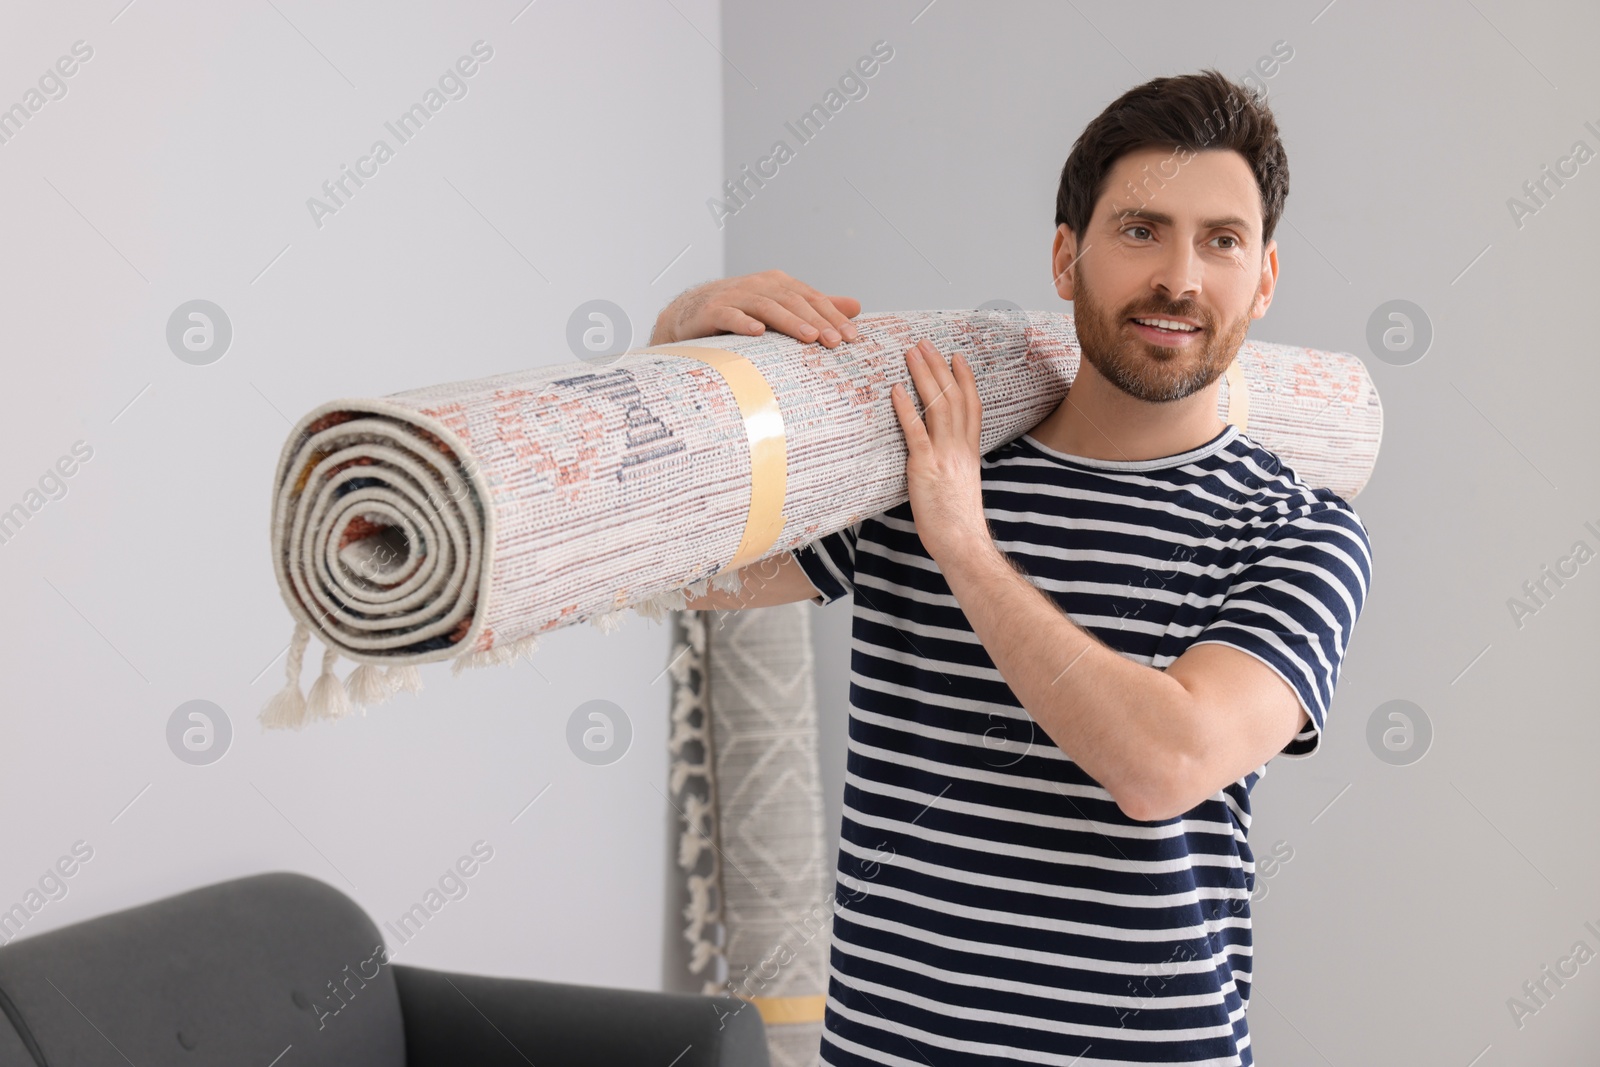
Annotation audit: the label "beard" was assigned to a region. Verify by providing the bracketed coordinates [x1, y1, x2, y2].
[1071, 264, 1250, 404]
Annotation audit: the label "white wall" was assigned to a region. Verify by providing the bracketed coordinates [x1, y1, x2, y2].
[0, 0, 723, 991]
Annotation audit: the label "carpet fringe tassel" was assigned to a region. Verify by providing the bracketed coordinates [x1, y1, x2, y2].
[259, 575, 731, 730]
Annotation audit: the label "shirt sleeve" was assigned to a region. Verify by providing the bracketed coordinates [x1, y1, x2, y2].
[1186, 492, 1373, 759]
[792, 519, 865, 606]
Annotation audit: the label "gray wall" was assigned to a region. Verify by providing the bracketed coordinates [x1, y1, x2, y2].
[0, 0, 724, 992]
[724, 1, 1600, 1062]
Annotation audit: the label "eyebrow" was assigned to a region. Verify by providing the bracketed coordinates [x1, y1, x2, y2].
[1109, 207, 1253, 233]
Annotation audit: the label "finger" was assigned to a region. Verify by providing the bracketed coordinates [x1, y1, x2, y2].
[912, 340, 960, 429]
[917, 339, 957, 394]
[789, 281, 859, 341]
[707, 305, 769, 337]
[953, 349, 982, 445]
[930, 344, 974, 443]
[890, 383, 928, 451]
[755, 288, 836, 344]
[825, 295, 863, 341]
[740, 294, 822, 343]
[801, 295, 850, 344]
[827, 296, 863, 320]
[746, 284, 833, 344]
[769, 285, 844, 345]
[904, 344, 953, 441]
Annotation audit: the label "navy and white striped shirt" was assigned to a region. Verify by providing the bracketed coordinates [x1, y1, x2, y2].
[794, 422, 1372, 1066]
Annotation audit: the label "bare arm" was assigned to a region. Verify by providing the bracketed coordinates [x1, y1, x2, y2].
[938, 537, 1303, 823]
[680, 551, 822, 611]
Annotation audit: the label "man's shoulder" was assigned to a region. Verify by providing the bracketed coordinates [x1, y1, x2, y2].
[1200, 438, 1373, 597]
[1223, 433, 1370, 542]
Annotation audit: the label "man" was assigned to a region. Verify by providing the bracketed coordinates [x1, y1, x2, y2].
[652, 68, 1371, 1066]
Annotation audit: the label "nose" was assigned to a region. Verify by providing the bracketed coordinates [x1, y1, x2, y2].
[1149, 240, 1204, 304]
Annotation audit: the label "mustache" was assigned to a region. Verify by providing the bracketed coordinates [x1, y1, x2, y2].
[1126, 304, 1206, 324]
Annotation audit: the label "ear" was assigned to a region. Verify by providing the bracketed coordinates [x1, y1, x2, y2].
[1251, 238, 1279, 320]
[1051, 224, 1081, 302]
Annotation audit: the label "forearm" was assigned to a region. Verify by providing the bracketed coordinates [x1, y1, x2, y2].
[939, 537, 1201, 820]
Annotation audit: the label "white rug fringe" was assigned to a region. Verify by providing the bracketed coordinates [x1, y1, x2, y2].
[306, 644, 354, 722]
[259, 623, 312, 731]
[450, 631, 543, 675]
[385, 664, 423, 693]
[262, 579, 727, 731]
[631, 587, 690, 622]
[345, 662, 395, 708]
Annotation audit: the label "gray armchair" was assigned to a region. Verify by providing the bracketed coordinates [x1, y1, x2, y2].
[0, 871, 768, 1066]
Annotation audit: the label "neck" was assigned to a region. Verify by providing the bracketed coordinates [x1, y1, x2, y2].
[1027, 358, 1229, 463]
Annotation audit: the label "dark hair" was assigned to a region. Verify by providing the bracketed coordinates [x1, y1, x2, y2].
[1055, 68, 1289, 251]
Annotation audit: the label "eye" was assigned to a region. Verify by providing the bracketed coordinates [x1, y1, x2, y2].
[1212, 235, 1239, 249]
[1122, 225, 1153, 240]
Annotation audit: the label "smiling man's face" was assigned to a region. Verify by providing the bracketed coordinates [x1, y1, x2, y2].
[1052, 145, 1278, 404]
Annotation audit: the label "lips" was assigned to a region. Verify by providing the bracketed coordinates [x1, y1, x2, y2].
[1128, 315, 1201, 332]
[1127, 317, 1203, 347]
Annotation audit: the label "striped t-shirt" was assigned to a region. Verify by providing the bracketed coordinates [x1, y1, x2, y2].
[793, 421, 1372, 1066]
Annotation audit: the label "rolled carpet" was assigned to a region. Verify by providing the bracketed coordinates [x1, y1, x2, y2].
[260, 308, 1382, 728]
